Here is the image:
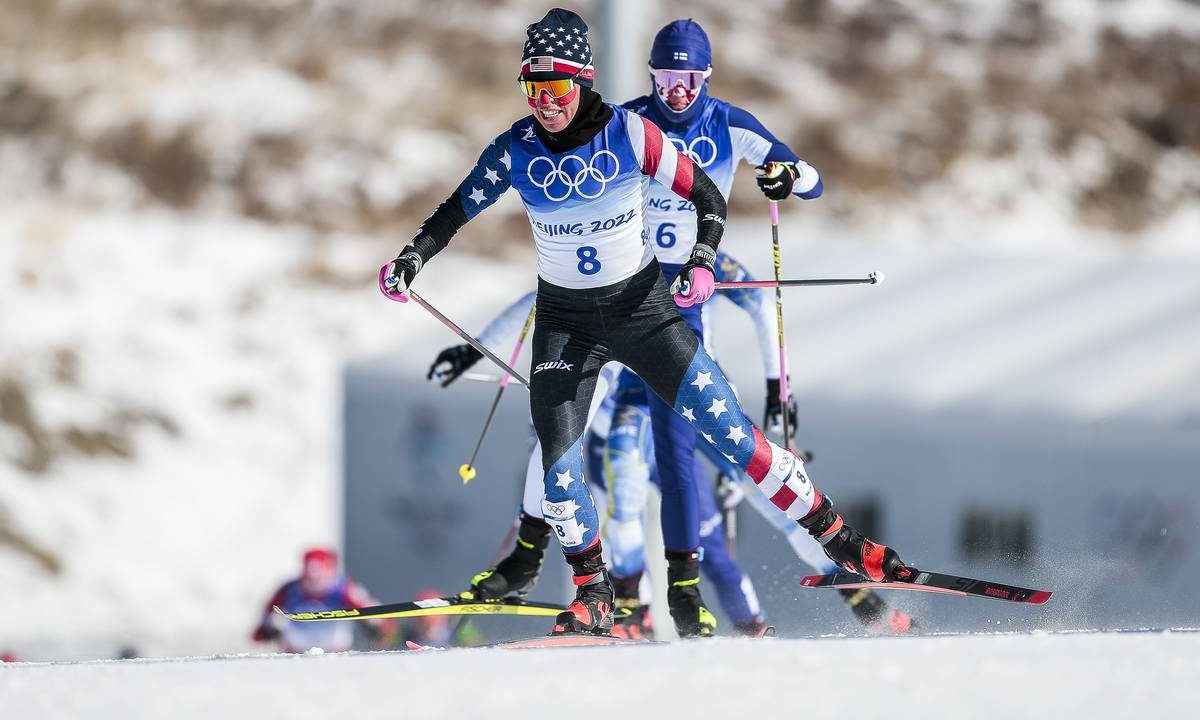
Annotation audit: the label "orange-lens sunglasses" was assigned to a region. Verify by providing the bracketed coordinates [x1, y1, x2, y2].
[519, 78, 576, 100]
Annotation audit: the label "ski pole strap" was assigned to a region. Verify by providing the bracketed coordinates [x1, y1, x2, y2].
[406, 289, 531, 388]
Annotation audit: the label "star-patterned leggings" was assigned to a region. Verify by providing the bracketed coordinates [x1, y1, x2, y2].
[530, 261, 819, 560]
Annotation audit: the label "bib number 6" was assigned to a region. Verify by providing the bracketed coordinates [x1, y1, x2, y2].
[655, 223, 677, 248]
[577, 246, 601, 275]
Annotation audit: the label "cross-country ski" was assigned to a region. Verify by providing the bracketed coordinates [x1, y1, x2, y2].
[275, 594, 566, 623]
[800, 571, 1053, 605]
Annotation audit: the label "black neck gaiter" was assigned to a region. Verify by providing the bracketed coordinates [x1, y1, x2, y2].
[532, 88, 614, 154]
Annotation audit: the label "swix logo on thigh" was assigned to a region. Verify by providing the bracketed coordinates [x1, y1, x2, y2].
[534, 360, 575, 374]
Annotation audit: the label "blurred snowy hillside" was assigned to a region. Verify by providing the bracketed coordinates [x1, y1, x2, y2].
[3, 0, 1199, 240]
[0, 0, 1198, 660]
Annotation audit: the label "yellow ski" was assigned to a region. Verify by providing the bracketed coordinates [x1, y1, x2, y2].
[276, 594, 565, 622]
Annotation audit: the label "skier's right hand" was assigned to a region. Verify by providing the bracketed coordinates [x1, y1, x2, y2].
[379, 248, 423, 302]
[671, 246, 717, 308]
[427, 344, 484, 387]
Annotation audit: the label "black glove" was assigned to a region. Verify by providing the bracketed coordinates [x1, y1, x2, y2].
[764, 378, 799, 437]
[755, 162, 798, 201]
[427, 343, 484, 387]
[380, 246, 423, 299]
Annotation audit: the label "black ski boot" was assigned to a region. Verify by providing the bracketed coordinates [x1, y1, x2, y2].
[799, 495, 914, 583]
[553, 542, 615, 635]
[610, 572, 655, 641]
[466, 512, 550, 601]
[839, 588, 917, 635]
[666, 550, 717, 638]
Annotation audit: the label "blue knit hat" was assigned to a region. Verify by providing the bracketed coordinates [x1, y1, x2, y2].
[649, 19, 712, 124]
[649, 19, 712, 71]
[520, 8, 595, 87]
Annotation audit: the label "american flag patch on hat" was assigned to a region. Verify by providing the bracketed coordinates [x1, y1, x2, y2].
[528, 56, 554, 73]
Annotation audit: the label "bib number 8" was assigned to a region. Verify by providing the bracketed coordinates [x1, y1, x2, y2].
[577, 246, 601, 275]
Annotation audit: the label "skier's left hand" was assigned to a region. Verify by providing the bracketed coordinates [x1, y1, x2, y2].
[755, 162, 798, 201]
[671, 247, 716, 307]
[427, 343, 484, 387]
[763, 378, 798, 437]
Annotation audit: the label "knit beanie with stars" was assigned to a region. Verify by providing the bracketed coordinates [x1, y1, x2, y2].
[520, 8, 595, 87]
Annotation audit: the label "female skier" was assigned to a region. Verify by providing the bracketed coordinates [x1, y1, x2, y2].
[381, 8, 911, 635]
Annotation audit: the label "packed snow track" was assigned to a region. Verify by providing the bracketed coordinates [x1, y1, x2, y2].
[2, 631, 1196, 719]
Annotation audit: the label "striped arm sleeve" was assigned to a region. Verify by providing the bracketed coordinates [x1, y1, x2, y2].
[626, 111, 695, 197]
[626, 110, 726, 253]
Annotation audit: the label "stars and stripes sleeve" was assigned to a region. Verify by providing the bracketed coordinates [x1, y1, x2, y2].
[457, 132, 513, 221]
[624, 110, 727, 254]
[713, 253, 781, 379]
[407, 131, 513, 264]
[728, 105, 823, 200]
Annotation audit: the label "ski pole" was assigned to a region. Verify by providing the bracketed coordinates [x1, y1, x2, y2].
[428, 370, 531, 389]
[715, 271, 884, 290]
[460, 371, 532, 388]
[767, 197, 793, 451]
[389, 281, 531, 388]
[459, 304, 536, 484]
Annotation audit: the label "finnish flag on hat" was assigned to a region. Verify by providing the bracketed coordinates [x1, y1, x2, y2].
[650, 18, 712, 71]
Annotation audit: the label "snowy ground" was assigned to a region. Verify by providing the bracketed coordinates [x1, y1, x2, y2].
[2, 631, 1198, 719]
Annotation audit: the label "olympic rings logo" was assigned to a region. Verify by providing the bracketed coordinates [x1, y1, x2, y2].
[528, 150, 620, 201]
[671, 136, 718, 168]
